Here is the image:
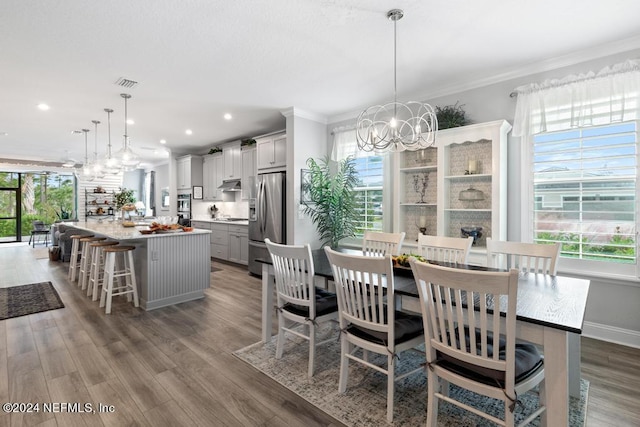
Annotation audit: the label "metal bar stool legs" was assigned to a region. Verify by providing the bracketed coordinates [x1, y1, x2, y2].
[100, 246, 139, 314]
[88, 241, 119, 300]
[68, 234, 95, 282]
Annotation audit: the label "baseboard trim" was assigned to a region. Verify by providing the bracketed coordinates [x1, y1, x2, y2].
[582, 321, 640, 349]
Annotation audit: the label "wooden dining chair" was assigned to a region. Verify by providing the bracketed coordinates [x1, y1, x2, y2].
[324, 247, 424, 423]
[486, 238, 561, 274]
[362, 231, 406, 257]
[409, 259, 546, 427]
[416, 235, 474, 264]
[265, 238, 338, 377]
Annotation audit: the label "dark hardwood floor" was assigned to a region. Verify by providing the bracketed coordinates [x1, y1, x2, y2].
[0, 244, 638, 426]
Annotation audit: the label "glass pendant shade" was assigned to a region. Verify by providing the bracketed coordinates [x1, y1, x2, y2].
[355, 9, 437, 152]
[114, 93, 141, 171]
[100, 108, 122, 175]
[91, 120, 106, 179]
[80, 129, 95, 181]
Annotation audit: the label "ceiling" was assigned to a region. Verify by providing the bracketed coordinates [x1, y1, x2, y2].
[2, 0, 640, 170]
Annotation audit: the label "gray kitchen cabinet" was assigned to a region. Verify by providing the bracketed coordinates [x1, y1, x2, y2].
[223, 142, 242, 180]
[228, 224, 248, 265]
[176, 155, 203, 191]
[241, 147, 256, 200]
[256, 132, 286, 171]
[210, 223, 229, 261]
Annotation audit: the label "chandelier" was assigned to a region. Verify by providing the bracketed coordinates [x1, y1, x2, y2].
[90, 119, 105, 179]
[80, 128, 94, 181]
[356, 9, 437, 152]
[114, 93, 141, 171]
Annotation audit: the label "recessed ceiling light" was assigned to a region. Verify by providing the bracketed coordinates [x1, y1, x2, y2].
[185, 129, 193, 135]
[160, 139, 166, 144]
[126, 119, 135, 125]
[224, 113, 232, 120]
[37, 103, 50, 111]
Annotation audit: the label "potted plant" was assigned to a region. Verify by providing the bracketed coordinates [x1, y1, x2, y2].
[113, 187, 136, 220]
[208, 147, 222, 155]
[436, 101, 470, 129]
[241, 138, 256, 148]
[301, 156, 359, 248]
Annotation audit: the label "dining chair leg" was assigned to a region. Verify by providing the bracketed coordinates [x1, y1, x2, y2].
[426, 373, 439, 427]
[338, 338, 349, 393]
[386, 355, 395, 423]
[308, 322, 316, 377]
[275, 314, 286, 359]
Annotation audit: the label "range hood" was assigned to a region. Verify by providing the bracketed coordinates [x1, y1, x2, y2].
[218, 179, 241, 191]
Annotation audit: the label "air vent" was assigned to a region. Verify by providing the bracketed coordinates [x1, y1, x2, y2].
[115, 77, 138, 88]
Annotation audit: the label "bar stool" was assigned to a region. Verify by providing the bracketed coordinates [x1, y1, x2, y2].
[87, 240, 120, 300]
[68, 234, 95, 282]
[78, 237, 107, 291]
[100, 246, 139, 314]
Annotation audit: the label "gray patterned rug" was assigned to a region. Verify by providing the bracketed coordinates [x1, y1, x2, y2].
[234, 327, 588, 426]
[0, 282, 65, 320]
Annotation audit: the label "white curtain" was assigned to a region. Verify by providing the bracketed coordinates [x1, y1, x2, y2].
[512, 59, 640, 137]
[331, 127, 375, 160]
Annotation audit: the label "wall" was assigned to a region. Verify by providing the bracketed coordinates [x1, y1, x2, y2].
[122, 169, 144, 203]
[283, 108, 329, 247]
[326, 48, 640, 347]
[153, 163, 170, 215]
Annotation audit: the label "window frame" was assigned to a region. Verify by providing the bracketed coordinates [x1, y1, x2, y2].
[521, 121, 639, 280]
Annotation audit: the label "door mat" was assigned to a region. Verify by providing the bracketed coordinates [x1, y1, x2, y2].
[0, 282, 65, 320]
[234, 331, 588, 426]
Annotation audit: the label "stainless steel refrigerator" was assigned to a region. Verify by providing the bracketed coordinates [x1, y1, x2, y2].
[248, 171, 286, 275]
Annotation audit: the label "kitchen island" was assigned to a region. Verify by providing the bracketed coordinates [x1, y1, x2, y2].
[66, 221, 211, 310]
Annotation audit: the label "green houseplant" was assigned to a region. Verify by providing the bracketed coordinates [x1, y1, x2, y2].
[436, 101, 470, 129]
[114, 187, 136, 209]
[302, 156, 359, 248]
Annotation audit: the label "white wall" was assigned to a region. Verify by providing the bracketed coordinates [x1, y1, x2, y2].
[283, 108, 329, 247]
[325, 48, 640, 346]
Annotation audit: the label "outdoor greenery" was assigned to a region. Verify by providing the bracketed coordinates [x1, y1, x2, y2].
[0, 172, 75, 239]
[302, 156, 359, 248]
[536, 230, 635, 263]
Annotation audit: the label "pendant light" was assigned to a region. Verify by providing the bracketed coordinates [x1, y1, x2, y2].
[114, 93, 141, 171]
[101, 108, 122, 174]
[80, 128, 94, 181]
[355, 9, 437, 152]
[91, 120, 105, 179]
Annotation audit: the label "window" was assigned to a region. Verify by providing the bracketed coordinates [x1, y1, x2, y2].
[532, 122, 637, 265]
[353, 155, 384, 237]
[331, 128, 387, 240]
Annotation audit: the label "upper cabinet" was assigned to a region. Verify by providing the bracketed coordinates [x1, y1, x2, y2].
[241, 146, 256, 200]
[176, 155, 203, 191]
[256, 132, 286, 171]
[203, 154, 229, 201]
[223, 142, 242, 180]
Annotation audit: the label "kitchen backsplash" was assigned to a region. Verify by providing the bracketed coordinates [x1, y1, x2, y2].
[192, 200, 249, 220]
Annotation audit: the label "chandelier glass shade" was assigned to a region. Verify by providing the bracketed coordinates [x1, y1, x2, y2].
[80, 128, 94, 181]
[101, 108, 122, 175]
[114, 93, 141, 171]
[90, 120, 106, 179]
[355, 9, 437, 153]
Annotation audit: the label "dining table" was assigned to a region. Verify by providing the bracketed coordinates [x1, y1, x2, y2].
[257, 248, 590, 427]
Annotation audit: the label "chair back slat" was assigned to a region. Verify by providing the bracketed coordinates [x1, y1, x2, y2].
[410, 260, 519, 378]
[265, 239, 315, 314]
[362, 231, 406, 257]
[325, 248, 394, 337]
[416, 235, 474, 264]
[486, 238, 561, 274]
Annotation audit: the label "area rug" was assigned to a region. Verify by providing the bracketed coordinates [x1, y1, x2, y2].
[233, 327, 588, 427]
[0, 282, 65, 320]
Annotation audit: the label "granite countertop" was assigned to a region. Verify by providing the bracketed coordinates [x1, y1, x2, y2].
[70, 221, 211, 240]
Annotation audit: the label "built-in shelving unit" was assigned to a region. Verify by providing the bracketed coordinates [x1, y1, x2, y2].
[85, 189, 115, 219]
[393, 120, 511, 262]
